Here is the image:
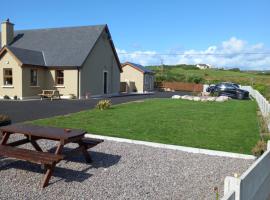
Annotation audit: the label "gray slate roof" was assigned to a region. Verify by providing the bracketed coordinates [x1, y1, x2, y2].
[7, 46, 45, 66]
[0, 25, 106, 67]
[123, 62, 154, 74]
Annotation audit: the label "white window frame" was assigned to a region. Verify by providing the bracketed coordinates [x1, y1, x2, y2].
[55, 70, 64, 85]
[3, 68, 13, 86]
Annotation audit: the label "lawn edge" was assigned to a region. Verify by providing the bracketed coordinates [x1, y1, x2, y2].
[86, 134, 256, 160]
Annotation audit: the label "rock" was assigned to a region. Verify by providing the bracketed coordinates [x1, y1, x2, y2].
[201, 98, 208, 102]
[208, 97, 216, 101]
[187, 96, 194, 101]
[215, 96, 229, 102]
[201, 92, 210, 97]
[193, 97, 201, 101]
[172, 95, 181, 99]
[181, 95, 189, 100]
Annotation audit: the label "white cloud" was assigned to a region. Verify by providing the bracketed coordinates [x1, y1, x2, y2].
[116, 37, 270, 70]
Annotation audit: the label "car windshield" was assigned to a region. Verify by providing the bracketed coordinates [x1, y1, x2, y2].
[217, 83, 238, 89]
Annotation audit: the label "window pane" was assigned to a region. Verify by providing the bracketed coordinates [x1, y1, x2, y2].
[3, 69, 13, 85]
[56, 70, 64, 85]
[4, 78, 12, 85]
[57, 70, 64, 78]
[30, 69, 38, 86]
[57, 78, 64, 85]
[4, 69, 12, 76]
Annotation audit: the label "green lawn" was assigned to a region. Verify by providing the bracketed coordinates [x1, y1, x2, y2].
[32, 99, 260, 154]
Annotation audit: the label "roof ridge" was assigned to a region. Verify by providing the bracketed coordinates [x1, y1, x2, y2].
[14, 24, 107, 32]
[7, 45, 43, 53]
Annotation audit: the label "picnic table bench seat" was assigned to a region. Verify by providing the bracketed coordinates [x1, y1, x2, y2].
[79, 138, 104, 148]
[0, 145, 63, 165]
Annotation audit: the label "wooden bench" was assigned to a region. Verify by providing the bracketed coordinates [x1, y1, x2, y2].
[0, 145, 63, 188]
[38, 90, 63, 101]
[0, 145, 63, 165]
[80, 138, 104, 148]
[67, 137, 104, 163]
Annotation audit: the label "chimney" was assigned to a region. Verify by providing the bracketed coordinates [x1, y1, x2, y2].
[1, 18, 14, 47]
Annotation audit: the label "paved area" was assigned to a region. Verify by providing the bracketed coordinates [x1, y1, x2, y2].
[0, 92, 188, 123]
[0, 136, 253, 200]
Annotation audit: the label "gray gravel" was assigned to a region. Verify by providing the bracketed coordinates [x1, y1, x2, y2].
[0, 135, 253, 200]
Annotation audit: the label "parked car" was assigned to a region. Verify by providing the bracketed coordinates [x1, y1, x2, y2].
[206, 82, 249, 99]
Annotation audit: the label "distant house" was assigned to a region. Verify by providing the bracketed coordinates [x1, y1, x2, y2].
[121, 62, 155, 93]
[0, 19, 122, 99]
[196, 64, 212, 70]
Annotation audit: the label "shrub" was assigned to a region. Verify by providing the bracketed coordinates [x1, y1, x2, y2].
[257, 112, 269, 134]
[0, 114, 10, 122]
[96, 99, 112, 110]
[13, 95, 18, 100]
[186, 75, 204, 84]
[253, 84, 268, 96]
[3, 95, 10, 99]
[210, 91, 219, 97]
[155, 74, 167, 82]
[228, 68, 240, 72]
[252, 140, 267, 157]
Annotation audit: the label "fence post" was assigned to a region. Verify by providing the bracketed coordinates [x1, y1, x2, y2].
[224, 176, 241, 200]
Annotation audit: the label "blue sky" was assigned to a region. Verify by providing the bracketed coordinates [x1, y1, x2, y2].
[1, 0, 270, 69]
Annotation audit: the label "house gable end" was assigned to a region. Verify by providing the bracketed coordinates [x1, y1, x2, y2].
[0, 47, 23, 66]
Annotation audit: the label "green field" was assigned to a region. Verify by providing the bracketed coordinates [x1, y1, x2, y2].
[148, 65, 270, 99]
[32, 99, 260, 154]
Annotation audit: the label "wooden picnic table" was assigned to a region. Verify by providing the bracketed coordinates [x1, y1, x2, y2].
[38, 90, 63, 101]
[0, 124, 103, 188]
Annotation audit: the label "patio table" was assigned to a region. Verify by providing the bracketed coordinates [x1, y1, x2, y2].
[0, 123, 102, 188]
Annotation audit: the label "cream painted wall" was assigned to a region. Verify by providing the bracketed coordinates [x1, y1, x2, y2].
[120, 64, 155, 92]
[0, 52, 79, 99]
[80, 30, 120, 97]
[45, 69, 78, 97]
[22, 67, 46, 97]
[120, 64, 144, 92]
[0, 50, 22, 98]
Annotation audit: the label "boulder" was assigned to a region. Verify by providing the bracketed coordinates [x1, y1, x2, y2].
[172, 95, 181, 99]
[201, 98, 208, 102]
[215, 96, 229, 102]
[193, 97, 201, 101]
[181, 95, 189, 100]
[208, 97, 216, 101]
[187, 96, 194, 101]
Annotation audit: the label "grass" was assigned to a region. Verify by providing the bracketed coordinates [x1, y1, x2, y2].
[32, 99, 260, 154]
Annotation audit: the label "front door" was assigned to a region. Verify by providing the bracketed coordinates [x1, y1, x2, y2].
[103, 71, 108, 94]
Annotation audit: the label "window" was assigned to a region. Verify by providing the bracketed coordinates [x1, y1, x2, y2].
[55, 70, 64, 85]
[3, 69, 12, 85]
[30, 69, 38, 86]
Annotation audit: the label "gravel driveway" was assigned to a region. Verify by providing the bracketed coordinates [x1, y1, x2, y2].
[0, 136, 253, 200]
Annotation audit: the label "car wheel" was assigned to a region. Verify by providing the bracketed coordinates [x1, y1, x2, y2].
[237, 93, 244, 100]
